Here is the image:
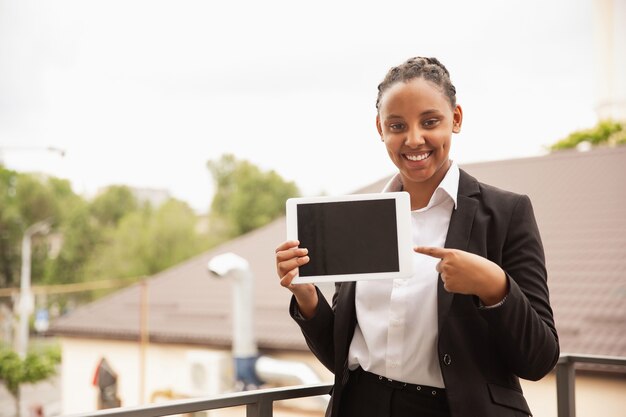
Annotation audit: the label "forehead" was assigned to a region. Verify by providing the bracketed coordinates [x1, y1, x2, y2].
[378, 78, 451, 115]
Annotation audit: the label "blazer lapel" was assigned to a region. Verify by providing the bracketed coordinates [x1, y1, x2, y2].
[438, 170, 480, 331]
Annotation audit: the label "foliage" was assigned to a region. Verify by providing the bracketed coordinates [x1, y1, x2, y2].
[43, 185, 138, 285]
[207, 154, 300, 238]
[0, 344, 61, 397]
[86, 199, 209, 280]
[42, 199, 100, 285]
[0, 167, 64, 287]
[0, 167, 211, 294]
[0, 167, 21, 287]
[90, 185, 138, 227]
[549, 119, 626, 151]
[1, 155, 299, 300]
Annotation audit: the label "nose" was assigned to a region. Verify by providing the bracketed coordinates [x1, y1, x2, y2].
[404, 129, 425, 148]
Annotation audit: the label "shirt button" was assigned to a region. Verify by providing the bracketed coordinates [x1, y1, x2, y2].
[443, 354, 452, 366]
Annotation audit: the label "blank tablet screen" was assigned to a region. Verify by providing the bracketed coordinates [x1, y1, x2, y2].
[297, 199, 399, 277]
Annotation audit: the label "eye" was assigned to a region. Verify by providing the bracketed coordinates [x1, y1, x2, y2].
[422, 118, 441, 128]
[388, 122, 405, 131]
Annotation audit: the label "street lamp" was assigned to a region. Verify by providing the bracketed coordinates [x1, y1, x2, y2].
[16, 220, 51, 358]
[0, 145, 66, 166]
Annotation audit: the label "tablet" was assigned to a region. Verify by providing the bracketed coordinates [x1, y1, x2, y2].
[286, 192, 414, 283]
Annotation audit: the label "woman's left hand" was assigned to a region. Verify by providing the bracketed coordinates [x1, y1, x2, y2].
[414, 246, 508, 306]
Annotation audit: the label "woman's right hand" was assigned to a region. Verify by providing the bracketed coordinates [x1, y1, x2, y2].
[275, 240, 318, 319]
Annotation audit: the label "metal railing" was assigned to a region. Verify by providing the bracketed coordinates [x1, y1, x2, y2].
[555, 353, 626, 417]
[65, 383, 333, 417]
[64, 354, 625, 417]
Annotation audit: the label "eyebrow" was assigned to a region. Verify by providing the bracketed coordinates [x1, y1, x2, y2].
[419, 109, 442, 116]
[385, 109, 442, 119]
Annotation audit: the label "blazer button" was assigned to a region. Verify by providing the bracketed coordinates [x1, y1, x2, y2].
[443, 354, 452, 366]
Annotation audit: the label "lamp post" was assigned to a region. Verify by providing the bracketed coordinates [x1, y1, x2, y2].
[16, 220, 51, 358]
[0, 146, 66, 165]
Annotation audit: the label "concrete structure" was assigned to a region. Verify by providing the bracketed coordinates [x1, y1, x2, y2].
[594, 0, 626, 120]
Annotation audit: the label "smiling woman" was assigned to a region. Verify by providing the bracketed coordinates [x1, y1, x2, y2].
[275, 56, 560, 417]
[376, 77, 462, 210]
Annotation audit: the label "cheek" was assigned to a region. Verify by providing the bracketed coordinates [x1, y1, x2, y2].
[384, 144, 400, 162]
[434, 134, 452, 150]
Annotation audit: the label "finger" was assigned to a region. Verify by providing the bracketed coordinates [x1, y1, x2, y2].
[276, 247, 308, 263]
[414, 246, 450, 259]
[280, 268, 299, 288]
[276, 240, 300, 253]
[278, 256, 309, 276]
[435, 260, 443, 274]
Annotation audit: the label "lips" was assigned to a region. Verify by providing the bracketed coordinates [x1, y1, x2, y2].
[403, 151, 432, 161]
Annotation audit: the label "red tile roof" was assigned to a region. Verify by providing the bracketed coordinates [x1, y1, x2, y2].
[50, 146, 626, 359]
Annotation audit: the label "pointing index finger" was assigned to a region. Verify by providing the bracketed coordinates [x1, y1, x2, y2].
[414, 246, 450, 259]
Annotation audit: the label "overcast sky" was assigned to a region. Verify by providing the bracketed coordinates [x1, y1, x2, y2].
[0, 0, 598, 213]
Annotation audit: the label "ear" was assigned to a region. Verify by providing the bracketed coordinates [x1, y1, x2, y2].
[376, 115, 384, 141]
[452, 105, 463, 133]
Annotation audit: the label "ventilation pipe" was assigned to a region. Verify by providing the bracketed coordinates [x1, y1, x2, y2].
[207, 252, 329, 409]
[207, 252, 261, 389]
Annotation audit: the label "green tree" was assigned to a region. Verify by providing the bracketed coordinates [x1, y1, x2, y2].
[43, 199, 100, 285]
[549, 119, 626, 151]
[207, 154, 300, 238]
[0, 345, 61, 417]
[0, 166, 21, 287]
[0, 168, 64, 288]
[85, 199, 208, 280]
[143, 199, 207, 273]
[46, 185, 141, 285]
[13, 174, 59, 227]
[90, 185, 138, 227]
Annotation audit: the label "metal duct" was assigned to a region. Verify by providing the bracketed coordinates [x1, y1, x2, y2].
[207, 252, 329, 411]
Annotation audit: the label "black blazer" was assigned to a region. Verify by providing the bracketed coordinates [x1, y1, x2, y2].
[291, 169, 560, 417]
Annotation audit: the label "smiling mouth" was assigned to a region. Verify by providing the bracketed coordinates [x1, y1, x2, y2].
[404, 151, 432, 161]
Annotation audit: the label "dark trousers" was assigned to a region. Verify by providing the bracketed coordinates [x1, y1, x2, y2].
[339, 368, 451, 417]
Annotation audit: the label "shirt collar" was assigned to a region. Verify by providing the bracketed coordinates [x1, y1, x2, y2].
[382, 161, 459, 209]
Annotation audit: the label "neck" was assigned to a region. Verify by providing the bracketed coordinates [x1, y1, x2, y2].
[402, 161, 451, 210]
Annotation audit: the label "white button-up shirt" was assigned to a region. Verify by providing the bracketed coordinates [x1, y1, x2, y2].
[347, 162, 459, 388]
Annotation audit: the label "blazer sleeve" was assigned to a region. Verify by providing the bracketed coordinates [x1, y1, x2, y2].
[479, 194, 560, 381]
[289, 286, 336, 372]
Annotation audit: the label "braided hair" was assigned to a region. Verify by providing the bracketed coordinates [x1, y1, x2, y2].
[375, 57, 457, 111]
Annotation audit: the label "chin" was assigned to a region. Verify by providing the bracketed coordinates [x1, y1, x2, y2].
[403, 170, 436, 184]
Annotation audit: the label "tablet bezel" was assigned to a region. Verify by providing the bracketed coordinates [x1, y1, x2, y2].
[286, 191, 414, 283]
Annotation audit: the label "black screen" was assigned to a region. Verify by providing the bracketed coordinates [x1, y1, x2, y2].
[297, 199, 399, 277]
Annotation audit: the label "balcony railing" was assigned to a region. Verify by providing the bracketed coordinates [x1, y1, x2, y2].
[65, 383, 333, 417]
[555, 353, 626, 417]
[65, 354, 626, 417]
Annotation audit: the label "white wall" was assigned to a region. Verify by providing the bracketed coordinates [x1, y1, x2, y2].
[521, 372, 626, 417]
[59, 338, 232, 414]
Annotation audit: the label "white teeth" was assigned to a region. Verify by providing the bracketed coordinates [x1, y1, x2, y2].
[405, 152, 431, 161]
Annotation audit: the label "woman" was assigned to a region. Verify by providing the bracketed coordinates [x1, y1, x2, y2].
[275, 57, 559, 417]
